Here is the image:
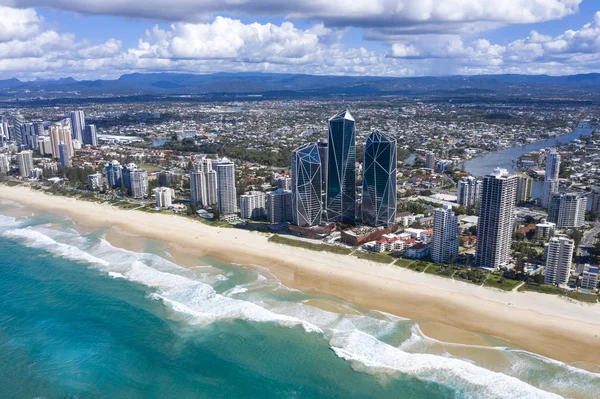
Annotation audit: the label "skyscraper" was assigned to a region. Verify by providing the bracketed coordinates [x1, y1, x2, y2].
[292, 143, 322, 227]
[105, 160, 122, 188]
[16, 150, 33, 178]
[128, 168, 148, 199]
[58, 143, 71, 167]
[49, 124, 73, 159]
[36, 136, 52, 156]
[544, 237, 574, 286]
[83, 124, 98, 146]
[431, 204, 459, 264]
[591, 187, 600, 214]
[240, 191, 266, 219]
[362, 130, 397, 227]
[425, 151, 435, 170]
[70, 110, 85, 142]
[12, 114, 24, 147]
[542, 150, 560, 208]
[0, 153, 10, 174]
[216, 158, 237, 215]
[155, 187, 174, 208]
[547, 192, 587, 228]
[326, 110, 356, 224]
[456, 176, 482, 208]
[266, 188, 293, 224]
[515, 174, 532, 205]
[475, 168, 518, 269]
[190, 159, 217, 208]
[317, 138, 328, 189]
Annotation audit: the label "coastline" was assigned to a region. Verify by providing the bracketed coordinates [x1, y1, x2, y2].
[1, 185, 600, 368]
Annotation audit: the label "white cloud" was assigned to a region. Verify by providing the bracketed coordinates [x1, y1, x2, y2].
[0, 6, 42, 41]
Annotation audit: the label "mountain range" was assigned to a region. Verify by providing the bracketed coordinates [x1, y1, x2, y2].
[2, 72, 600, 100]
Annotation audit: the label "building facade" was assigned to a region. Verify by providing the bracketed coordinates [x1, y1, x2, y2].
[326, 110, 356, 224]
[266, 189, 293, 224]
[544, 236, 574, 286]
[431, 204, 459, 264]
[292, 143, 322, 227]
[16, 150, 33, 177]
[457, 176, 482, 208]
[155, 187, 174, 208]
[240, 191, 266, 219]
[475, 168, 518, 269]
[83, 124, 98, 146]
[58, 143, 71, 167]
[216, 158, 237, 215]
[88, 173, 103, 191]
[547, 192, 587, 228]
[105, 160, 122, 188]
[515, 174, 532, 204]
[361, 130, 397, 227]
[70, 110, 85, 143]
[542, 150, 560, 207]
[49, 124, 73, 159]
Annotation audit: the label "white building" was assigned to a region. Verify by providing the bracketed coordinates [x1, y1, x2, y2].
[457, 176, 482, 208]
[88, 173, 103, 191]
[275, 176, 292, 191]
[16, 150, 33, 178]
[36, 136, 52, 156]
[544, 236, 574, 286]
[240, 191, 266, 219]
[547, 192, 587, 228]
[535, 220, 556, 240]
[128, 168, 148, 199]
[542, 150, 560, 208]
[266, 188, 292, 223]
[190, 158, 217, 208]
[48, 124, 73, 159]
[476, 168, 518, 269]
[581, 265, 598, 291]
[0, 153, 9, 174]
[155, 187, 174, 208]
[431, 204, 459, 264]
[216, 158, 237, 215]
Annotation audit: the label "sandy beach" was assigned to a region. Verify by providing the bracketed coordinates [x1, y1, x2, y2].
[2, 185, 600, 368]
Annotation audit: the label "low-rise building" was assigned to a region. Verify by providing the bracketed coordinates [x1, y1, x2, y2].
[581, 265, 598, 291]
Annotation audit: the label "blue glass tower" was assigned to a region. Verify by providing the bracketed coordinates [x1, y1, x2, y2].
[362, 130, 397, 227]
[326, 110, 356, 224]
[291, 143, 322, 227]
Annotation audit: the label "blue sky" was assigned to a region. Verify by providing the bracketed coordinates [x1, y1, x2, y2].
[1, 0, 599, 79]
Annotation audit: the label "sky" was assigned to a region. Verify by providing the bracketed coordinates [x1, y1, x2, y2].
[0, 0, 599, 80]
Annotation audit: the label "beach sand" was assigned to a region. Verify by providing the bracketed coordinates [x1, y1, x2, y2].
[2, 185, 600, 368]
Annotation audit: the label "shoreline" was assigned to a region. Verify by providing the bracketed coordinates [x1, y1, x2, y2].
[1, 185, 600, 368]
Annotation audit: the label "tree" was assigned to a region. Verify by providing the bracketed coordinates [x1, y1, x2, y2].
[568, 229, 584, 250]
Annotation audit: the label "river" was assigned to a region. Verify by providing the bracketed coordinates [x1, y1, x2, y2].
[461, 123, 596, 178]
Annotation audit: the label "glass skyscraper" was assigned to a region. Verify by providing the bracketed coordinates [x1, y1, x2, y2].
[291, 143, 322, 227]
[326, 110, 356, 224]
[361, 130, 397, 227]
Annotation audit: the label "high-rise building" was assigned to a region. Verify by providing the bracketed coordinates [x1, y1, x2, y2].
[240, 191, 266, 219]
[70, 110, 85, 142]
[544, 236, 574, 286]
[431, 204, 459, 264]
[216, 158, 237, 215]
[361, 130, 397, 227]
[515, 174, 532, 204]
[547, 192, 587, 228]
[317, 138, 328, 189]
[88, 173, 103, 191]
[542, 150, 560, 207]
[456, 176, 482, 208]
[36, 136, 52, 156]
[590, 187, 600, 214]
[266, 189, 293, 224]
[190, 159, 217, 208]
[0, 116, 10, 142]
[48, 124, 73, 159]
[12, 114, 25, 147]
[292, 143, 322, 227]
[21, 122, 37, 149]
[155, 187, 174, 208]
[83, 124, 98, 146]
[128, 168, 148, 199]
[475, 168, 518, 269]
[275, 176, 292, 191]
[581, 265, 599, 291]
[16, 150, 33, 178]
[0, 153, 9, 174]
[326, 110, 356, 224]
[158, 170, 177, 188]
[425, 151, 435, 170]
[105, 160, 122, 189]
[58, 143, 71, 167]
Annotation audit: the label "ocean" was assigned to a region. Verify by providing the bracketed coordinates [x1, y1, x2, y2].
[0, 201, 598, 398]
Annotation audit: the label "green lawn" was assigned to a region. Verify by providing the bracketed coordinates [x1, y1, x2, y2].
[138, 164, 162, 172]
[352, 251, 395, 264]
[395, 259, 415, 268]
[519, 283, 599, 303]
[483, 274, 521, 291]
[268, 235, 352, 255]
[424, 263, 456, 278]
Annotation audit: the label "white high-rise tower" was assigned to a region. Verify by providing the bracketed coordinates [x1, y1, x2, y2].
[542, 150, 560, 208]
[216, 158, 237, 215]
[431, 204, 459, 264]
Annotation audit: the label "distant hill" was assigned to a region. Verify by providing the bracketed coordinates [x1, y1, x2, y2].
[2, 72, 600, 99]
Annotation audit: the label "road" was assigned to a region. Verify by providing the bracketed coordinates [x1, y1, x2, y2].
[582, 221, 600, 246]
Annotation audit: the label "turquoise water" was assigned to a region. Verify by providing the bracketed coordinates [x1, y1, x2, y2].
[0, 204, 599, 398]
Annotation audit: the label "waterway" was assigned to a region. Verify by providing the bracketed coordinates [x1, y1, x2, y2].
[461, 123, 596, 178]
